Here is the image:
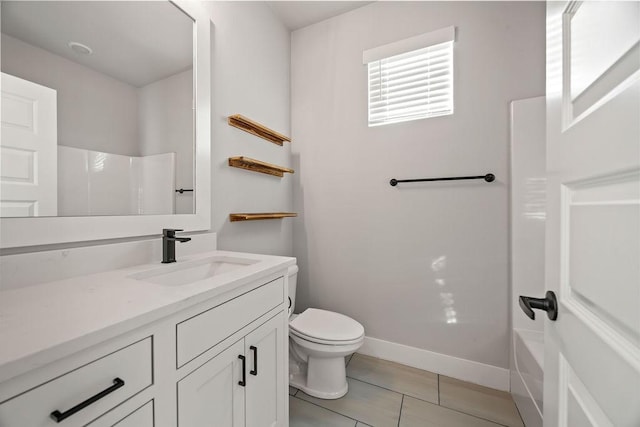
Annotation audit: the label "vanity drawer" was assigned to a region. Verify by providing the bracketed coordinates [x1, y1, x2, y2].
[112, 400, 153, 427]
[177, 277, 284, 367]
[87, 400, 154, 427]
[0, 337, 152, 427]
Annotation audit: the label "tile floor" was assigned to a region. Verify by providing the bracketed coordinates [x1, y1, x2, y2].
[289, 353, 525, 427]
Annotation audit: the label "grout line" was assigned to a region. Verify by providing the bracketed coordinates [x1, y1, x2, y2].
[344, 377, 407, 398]
[403, 393, 511, 427]
[342, 359, 514, 427]
[292, 380, 509, 427]
[292, 394, 361, 424]
[351, 352, 441, 377]
[346, 353, 354, 367]
[345, 356, 439, 402]
[511, 395, 526, 426]
[397, 394, 404, 427]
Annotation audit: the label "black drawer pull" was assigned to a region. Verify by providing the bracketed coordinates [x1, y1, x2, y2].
[250, 346, 258, 376]
[50, 378, 125, 423]
[238, 355, 246, 386]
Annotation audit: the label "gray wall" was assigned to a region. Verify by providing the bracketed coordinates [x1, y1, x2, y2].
[291, 1, 545, 368]
[0, 1, 292, 258]
[206, 1, 293, 256]
[139, 70, 194, 215]
[3, 35, 196, 214]
[2, 35, 140, 156]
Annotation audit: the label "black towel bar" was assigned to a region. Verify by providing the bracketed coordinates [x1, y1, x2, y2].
[390, 173, 495, 186]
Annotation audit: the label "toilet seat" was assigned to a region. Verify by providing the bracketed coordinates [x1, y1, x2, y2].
[289, 308, 364, 345]
[290, 328, 364, 346]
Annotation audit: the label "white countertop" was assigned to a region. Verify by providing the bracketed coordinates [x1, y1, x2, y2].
[0, 250, 295, 384]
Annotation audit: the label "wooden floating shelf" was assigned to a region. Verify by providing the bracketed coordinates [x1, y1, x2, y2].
[228, 156, 294, 177]
[230, 212, 298, 222]
[228, 114, 291, 146]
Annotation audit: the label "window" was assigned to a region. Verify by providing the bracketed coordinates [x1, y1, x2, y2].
[364, 27, 455, 126]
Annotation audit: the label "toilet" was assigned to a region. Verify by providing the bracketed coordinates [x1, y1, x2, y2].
[287, 265, 364, 399]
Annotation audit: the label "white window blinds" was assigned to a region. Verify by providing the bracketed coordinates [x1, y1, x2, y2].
[365, 28, 454, 127]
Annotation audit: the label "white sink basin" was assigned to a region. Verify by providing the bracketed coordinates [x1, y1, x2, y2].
[130, 256, 260, 286]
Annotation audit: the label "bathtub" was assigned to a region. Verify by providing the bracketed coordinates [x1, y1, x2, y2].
[510, 97, 545, 427]
[511, 329, 543, 427]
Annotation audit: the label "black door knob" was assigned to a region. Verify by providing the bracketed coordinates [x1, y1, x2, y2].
[519, 291, 558, 321]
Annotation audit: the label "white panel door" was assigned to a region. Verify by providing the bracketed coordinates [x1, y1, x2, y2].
[545, 2, 640, 427]
[177, 340, 245, 427]
[1, 72, 57, 216]
[245, 314, 286, 427]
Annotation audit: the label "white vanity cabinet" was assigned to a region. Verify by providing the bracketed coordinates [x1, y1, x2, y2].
[89, 401, 155, 427]
[178, 340, 246, 426]
[177, 314, 286, 427]
[176, 277, 287, 427]
[0, 263, 291, 427]
[0, 337, 153, 427]
[244, 314, 286, 427]
[111, 401, 154, 427]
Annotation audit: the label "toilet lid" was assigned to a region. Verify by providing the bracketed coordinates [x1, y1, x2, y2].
[289, 308, 364, 342]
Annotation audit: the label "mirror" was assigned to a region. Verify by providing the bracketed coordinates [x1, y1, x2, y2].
[1, 1, 195, 217]
[0, 0, 211, 248]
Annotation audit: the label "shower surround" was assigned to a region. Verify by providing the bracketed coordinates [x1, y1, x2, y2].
[58, 146, 175, 216]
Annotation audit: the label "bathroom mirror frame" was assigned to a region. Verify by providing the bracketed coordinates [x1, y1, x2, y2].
[0, 1, 211, 249]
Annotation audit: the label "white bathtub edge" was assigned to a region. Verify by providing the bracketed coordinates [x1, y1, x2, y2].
[512, 328, 544, 427]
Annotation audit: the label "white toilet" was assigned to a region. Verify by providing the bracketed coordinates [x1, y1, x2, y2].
[287, 265, 364, 399]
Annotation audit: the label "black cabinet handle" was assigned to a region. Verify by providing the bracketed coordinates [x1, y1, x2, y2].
[250, 346, 258, 376]
[50, 378, 125, 423]
[519, 291, 558, 321]
[238, 355, 246, 386]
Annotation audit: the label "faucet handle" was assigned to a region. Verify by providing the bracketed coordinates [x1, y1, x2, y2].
[163, 228, 184, 237]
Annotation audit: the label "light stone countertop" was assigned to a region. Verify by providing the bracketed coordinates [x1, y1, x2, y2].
[0, 250, 295, 384]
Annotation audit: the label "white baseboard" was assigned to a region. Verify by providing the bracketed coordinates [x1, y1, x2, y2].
[359, 336, 510, 391]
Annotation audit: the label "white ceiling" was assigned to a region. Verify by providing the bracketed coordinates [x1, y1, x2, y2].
[1, 1, 193, 87]
[267, 1, 373, 31]
[1, 1, 372, 87]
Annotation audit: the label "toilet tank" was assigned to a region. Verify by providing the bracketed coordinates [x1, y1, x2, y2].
[287, 265, 298, 316]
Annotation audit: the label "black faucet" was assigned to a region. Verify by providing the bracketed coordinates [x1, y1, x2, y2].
[162, 229, 191, 263]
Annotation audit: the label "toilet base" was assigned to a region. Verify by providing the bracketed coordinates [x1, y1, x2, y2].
[289, 350, 352, 399]
[289, 364, 348, 399]
[288, 317, 364, 400]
